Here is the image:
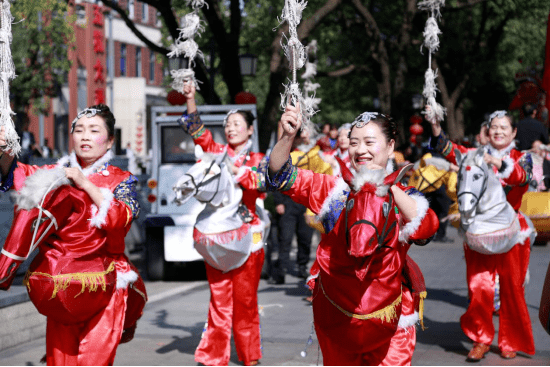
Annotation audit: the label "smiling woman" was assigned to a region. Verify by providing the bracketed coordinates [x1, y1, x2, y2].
[266, 105, 439, 365]
[0, 104, 146, 365]
[428, 108, 535, 360]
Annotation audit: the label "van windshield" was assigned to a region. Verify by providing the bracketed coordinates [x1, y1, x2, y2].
[161, 125, 227, 164]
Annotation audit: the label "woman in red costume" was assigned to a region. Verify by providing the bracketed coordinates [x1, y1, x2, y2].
[267, 105, 438, 365]
[178, 84, 265, 366]
[0, 105, 145, 365]
[429, 109, 535, 360]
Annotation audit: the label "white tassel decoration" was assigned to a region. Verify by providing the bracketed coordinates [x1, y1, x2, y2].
[421, 17, 441, 54]
[301, 62, 317, 80]
[171, 68, 201, 92]
[178, 13, 205, 40]
[303, 80, 320, 93]
[0, 1, 20, 156]
[185, 0, 209, 9]
[419, 0, 446, 123]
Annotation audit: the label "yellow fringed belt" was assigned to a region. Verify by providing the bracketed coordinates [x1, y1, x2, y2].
[23, 261, 117, 300]
[319, 277, 402, 323]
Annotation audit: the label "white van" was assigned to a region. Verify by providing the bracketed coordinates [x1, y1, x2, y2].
[145, 104, 260, 280]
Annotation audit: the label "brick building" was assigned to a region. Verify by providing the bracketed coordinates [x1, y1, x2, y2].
[29, 0, 168, 158]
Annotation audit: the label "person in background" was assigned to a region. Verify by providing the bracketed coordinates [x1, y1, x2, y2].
[316, 123, 339, 156]
[429, 108, 535, 361]
[516, 103, 549, 152]
[334, 123, 351, 171]
[178, 83, 265, 366]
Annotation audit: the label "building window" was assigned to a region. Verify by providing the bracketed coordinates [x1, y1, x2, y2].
[149, 51, 155, 82]
[75, 5, 86, 26]
[136, 47, 142, 77]
[128, 0, 135, 19]
[142, 3, 148, 23]
[120, 43, 126, 76]
[156, 11, 162, 27]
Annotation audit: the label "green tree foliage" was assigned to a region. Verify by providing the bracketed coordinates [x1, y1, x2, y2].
[9, 0, 75, 119]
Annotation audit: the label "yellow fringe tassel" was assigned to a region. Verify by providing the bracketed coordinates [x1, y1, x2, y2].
[320, 279, 402, 322]
[419, 291, 427, 331]
[24, 261, 116, 300]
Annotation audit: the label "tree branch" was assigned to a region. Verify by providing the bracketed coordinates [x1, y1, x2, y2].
[317, 65, 370, 78]
[98, 0, 169, 55]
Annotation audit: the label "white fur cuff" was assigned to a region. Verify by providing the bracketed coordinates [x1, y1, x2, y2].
[90, 188, 114, 228]
[117, 270, 138, 289]
[397, 311, 419, 329]
[399, 192, 430, 243]
[496, 157, 515, 180]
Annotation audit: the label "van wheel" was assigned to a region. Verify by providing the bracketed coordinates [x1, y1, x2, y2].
[146, 227, 167, 280]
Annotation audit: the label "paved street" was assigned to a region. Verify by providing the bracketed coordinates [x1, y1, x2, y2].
[0, 225, 549, 366]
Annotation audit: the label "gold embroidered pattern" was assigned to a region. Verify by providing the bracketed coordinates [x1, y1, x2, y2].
[319, 278, 402, 322]
[24, 261, 116, 300]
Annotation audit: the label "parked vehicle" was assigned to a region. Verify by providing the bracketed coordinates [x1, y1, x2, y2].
[145, 104, 260, 280]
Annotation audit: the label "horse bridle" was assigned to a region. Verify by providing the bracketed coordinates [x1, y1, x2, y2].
[417, 169, 450, 193]
[456, 163, 488, 209]
[184, 151, 235, 205]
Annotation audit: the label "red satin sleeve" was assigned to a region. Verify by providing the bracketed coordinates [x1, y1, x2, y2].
[409, 208, 439, 241]
[283, 168, 336, 215]
[193, 128, 226, 154]
[13, 162, 57, 191]
[102, 199, 134, 234]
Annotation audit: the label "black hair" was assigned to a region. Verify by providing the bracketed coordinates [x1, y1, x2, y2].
[232, 110, 255, 128]
[522, 103, 537, 117]
[87, 104, 116, 139]
[349, 114, 398, 143]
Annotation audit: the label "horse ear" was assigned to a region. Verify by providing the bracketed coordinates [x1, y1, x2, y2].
[454, 149, 463, 167]
[474, 147, 485, 167]
[194, 145, 204, 160]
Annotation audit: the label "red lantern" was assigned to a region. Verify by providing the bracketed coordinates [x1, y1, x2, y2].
[167, 90, 187, 105]
[235, 91, 257, 105]
[409, 123, 424, 136]
[410, 115, 422, 125]
[409, 135, 417, 144]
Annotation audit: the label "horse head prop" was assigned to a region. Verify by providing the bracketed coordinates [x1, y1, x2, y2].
[173, 145, 234, 207]
[0, 167, 146, 333]
[455, 147, 491, 226]
[455, 147, 525, 254]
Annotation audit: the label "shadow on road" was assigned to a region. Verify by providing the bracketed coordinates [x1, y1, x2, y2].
[426, 287, 469, 309]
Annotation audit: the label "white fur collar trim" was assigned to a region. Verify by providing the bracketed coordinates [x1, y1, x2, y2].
[13, 167, 71, 210]
[496, 156, 515, 180]
[90, 188, 114, 228]
[116, 269, 138, 289]
[486, 142, 515, 160]
[515, 228, 535, 247]
[57, 150, 114, 177]
[398, 311, 419, 329]
[351, 167, 387, 194]
[317, 177, 349, 221]
[386, 159, 395, 173]
[399, 192, 430, 243]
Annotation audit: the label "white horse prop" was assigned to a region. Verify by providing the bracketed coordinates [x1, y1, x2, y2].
[455, 147, 534, 254]
[173, 147, 269, 272]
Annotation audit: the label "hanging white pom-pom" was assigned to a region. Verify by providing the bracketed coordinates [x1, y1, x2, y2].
[304, 95, 322, 111]
[306, 40, 318, 56]
[301, 62, 317, 80]
[178, 13, 205, 40]
[279, 0, 308, 30]
[185, 0, 209, 9]
[423, 97, 446, 123]
[422, 68, 439, 100]
[168, 39, 203, 62]
[418, 0, 445, 18]
[303, 80, 320, 93]
[421, 17, 441, 54]
[171, 68, 201, 92]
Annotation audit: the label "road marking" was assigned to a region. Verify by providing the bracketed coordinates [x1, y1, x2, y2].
[146, 282, 205, 304]
[258, 303, 283, 316]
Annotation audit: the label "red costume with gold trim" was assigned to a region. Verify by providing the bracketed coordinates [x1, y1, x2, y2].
[179, 112, 265, 366]
[265, 158, 438, 365]
[0, 151, 146, 366]
[431, 131, 535, 355]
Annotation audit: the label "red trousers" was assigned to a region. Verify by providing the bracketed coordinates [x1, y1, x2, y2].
[461, 242, 535, 354]
[46, 288, 128, 366]
[195, 249, 264, 366]
[315, 285, 417, 365]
